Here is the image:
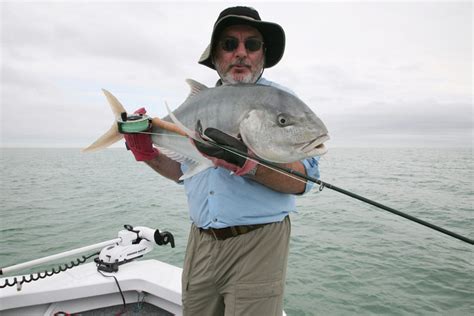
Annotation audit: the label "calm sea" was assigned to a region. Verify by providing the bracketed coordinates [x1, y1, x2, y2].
[1, 148, 472, 315]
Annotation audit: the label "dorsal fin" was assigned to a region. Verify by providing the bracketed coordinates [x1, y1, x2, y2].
[185, 79, 208, 100]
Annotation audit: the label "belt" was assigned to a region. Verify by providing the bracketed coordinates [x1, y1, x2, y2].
[199, 223, 268, 240]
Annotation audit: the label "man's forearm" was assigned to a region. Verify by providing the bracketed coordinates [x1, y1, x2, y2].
[250, 161, 307, 194]
[144, 154, 183, 182]
[144, 153, 307, 193]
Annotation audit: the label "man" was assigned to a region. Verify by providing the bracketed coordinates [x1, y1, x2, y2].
[125, 6, 320, 315]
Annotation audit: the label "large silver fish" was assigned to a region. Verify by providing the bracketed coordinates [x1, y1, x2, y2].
[83, 79, 329, 179]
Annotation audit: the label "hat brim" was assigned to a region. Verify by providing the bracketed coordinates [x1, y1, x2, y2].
[199, 15, 285, 69]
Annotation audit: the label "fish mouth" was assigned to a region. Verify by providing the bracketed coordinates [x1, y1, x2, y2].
[299, 134, 330, 155]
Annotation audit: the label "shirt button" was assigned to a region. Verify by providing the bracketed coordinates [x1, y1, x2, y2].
[213, 218, 218, 222]
[209, 191, 214, 195]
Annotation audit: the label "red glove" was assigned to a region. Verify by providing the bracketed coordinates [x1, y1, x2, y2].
[193, 128, 258, 176]
[123, 108, 159, 162]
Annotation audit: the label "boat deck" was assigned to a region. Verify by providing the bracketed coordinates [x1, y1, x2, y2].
[0, 259, 182, 315]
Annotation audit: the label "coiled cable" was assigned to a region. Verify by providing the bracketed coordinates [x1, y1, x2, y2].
[0, 252, 98, 290]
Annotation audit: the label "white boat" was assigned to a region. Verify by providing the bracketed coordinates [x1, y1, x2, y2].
[0, 225, 287, 315]
[0, 259, 182, 315]
[0, 225, 182, 315]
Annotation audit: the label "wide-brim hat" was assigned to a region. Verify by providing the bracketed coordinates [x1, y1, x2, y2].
[198, 6, 285, 69]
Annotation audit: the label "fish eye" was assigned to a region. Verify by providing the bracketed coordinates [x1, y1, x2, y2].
[277, 114, 289, 126]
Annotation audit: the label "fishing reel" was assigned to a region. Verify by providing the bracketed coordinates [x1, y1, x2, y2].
[95, 224, 175, 273]
[117, 112, 152, 134]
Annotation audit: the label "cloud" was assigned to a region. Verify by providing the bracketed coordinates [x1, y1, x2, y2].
[1, 1, 472, 148]
[324, 99, 472, 147]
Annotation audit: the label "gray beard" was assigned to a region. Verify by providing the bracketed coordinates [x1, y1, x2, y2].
[215, 58, 264, 84]
[221, 72, 257, 84]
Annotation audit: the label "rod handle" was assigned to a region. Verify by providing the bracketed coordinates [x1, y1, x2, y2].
[151, 117, 187, 137]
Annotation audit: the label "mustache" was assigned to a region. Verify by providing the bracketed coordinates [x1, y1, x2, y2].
[229, 59, 251, 69]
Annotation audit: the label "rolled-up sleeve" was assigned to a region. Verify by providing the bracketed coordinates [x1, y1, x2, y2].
[301, 157, 320, 194]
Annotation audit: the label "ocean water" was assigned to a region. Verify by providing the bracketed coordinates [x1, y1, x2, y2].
[0, 148, 472, 315]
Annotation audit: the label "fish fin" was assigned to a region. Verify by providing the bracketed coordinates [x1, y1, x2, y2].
[157, 146, 212, 180]
[82, 123, 123, 152]
[185, 79, 208, 99]
[165, 101, 200, 141]
[157, 146, 193, 164]
[82, 89, 127, 152]
[180, 163, 212, 180]
[102, 89, 126, 119]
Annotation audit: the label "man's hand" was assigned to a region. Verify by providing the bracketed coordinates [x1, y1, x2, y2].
[124, 108, 159, 162]
[194, 128, 257, 176]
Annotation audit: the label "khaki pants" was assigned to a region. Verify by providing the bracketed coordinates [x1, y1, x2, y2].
[182, 216, 291, 316]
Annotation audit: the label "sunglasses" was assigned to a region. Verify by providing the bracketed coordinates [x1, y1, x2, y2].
[219, 38, 264, 52]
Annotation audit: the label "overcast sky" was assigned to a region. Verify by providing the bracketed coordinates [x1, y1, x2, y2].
[1, 0, 472, 148]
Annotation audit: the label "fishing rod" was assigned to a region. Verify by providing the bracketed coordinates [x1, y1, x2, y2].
[196, 139, 474, 246]
[89, 90, 471, 245]
[125, 115, 473, 246]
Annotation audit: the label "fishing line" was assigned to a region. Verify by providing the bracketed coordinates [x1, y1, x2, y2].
[137, 131, 474, 245]
[139, 132, 184, 138]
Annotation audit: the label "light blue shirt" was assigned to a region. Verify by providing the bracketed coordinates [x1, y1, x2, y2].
[180, 78, 320, 229]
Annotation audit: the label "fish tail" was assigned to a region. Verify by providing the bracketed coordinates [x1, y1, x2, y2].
[81, 89, 125, 152]
[81, 123, 123, 152]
